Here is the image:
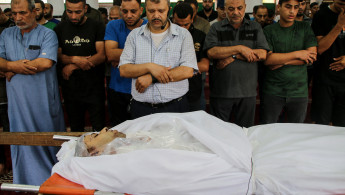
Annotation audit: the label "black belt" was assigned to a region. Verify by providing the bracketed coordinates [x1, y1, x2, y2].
[135, 95, 185, 108]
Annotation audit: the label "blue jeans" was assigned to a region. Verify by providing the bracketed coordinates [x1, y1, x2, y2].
[261, 94, 308, 124]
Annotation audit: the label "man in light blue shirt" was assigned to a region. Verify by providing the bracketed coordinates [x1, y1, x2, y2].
[0, 0, 65, 185]
[119, 0, 198, 118]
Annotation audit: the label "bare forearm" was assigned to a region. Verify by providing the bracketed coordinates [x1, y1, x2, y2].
[25, 58, 53, 72]
[106, 48, 123, 64]
[283, 60, 306, 66]
[265, 51, 301, 65]
[0, 58, 9, 72]
[169, 66, 194, 81]
[58, 54, 75, 65]
[197, 58, 209, 73]
[207, 46, 241, 60]
[317, 25, 343, 55]
[119, 63, 151, 78]
[88, 52, 106, 66]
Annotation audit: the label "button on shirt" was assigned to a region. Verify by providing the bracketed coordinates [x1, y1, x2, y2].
[119, 23, 198, 104]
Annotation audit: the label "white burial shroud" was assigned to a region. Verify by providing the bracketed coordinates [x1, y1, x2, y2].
[52, 111, 345, 195]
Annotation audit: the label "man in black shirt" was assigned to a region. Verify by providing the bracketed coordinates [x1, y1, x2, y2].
[197, 0, 218, 22]
[55, 0, 106, 131]
[173, 3, 209, 111]
[311, 0, 345, 126]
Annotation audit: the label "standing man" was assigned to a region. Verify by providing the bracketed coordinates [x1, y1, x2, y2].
[109, 5, 121, 20]
[262, 0, 317, 124]
[204, 0, 269, 127]
[295, 0, 312, 24]
[104, 0, 147, 126]
[210, 0, 226, 26]
[185, 0, 210, 34]
[44, 3, 60, 24]
[35, 0, 56, 30]
[55, 0, 106, 131]
[0, 0, 65, 185]
[4, 8, 12, 20]
[253, 5, 268, 28]
[309, 2, 319, 19]
[311, 0, 345, 127]
[119, 0, 198, 118]
[173, 2, 209, 111]
[197, 0, 218, 22]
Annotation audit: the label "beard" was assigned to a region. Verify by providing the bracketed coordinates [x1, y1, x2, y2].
[44, 12, 52, 19]
[125, 17, 141, 27]
[204, 7, 212, 12]
[36, 12, 44, 21]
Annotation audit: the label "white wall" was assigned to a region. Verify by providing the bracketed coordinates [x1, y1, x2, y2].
[245, 0, 262, 13]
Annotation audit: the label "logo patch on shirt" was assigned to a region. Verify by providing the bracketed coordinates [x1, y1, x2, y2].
[239, 30, 258, 41]
[194, 43, 201, 52]
[65, 36, 90, 46]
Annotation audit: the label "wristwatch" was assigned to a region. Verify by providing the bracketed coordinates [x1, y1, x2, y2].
[232, 54, 237, 59]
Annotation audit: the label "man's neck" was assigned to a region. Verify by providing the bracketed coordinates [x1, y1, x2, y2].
[279, 19, 294, 28]
[21, 23, 38, 35]
[295, 15, 303, 21]
[38, 18, 47, 25]
[45, 15, 53, 21]
[126, 19, 143, 31]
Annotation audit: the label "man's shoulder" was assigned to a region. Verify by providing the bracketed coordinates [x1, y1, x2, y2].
[107, 19, 126, 29]
[1, 25, 17, 35]
[263, 22, 279, 32]
[191, 26, 206, 38]
[197, 10, 205, 17]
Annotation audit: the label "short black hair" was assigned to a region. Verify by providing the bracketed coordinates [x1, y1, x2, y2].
[278, 0, 303, 5]
[124, 0, 142, 6]
[173, 2, 193, 19]
[66, 0, 86, 5]
[34, 0, 45, 10]
[310, 2, 318, 8]
[184, 0, 198, 9]
[253, 5, 267, 14]
[98, 7, 108, 15]
[4, 8, 11, 13]
[46, 3, 53, 10]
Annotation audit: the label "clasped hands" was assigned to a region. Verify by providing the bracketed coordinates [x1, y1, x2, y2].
[62, 56, 94, 80]
[135, 63, 172, 93]
[2, 59, 37, 81]
[216, 46, 260, 70]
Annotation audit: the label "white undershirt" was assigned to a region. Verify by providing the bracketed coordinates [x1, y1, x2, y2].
[151, 30, 168, 47]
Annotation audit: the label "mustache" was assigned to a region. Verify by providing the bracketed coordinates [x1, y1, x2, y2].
[152, 18, 162, 22]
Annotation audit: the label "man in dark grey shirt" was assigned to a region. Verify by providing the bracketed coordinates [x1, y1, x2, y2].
[204, 0, 269, 127]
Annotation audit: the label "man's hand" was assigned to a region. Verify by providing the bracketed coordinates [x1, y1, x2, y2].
[0, 71, 5, 78]
[296, 50, 317, 64]
[111, 61, 119, 68]
[330, 56, 345, 71]
[73, 56, 94, 70]
[150, 64, 172, 83]
[238, 45, 259, 62]
[216, 56, 235, 69]
[8, 60, 37, 75]
[62, 64, 79, 80]
[337, 8, 345, 29]
[135, 74, 152, 93]
[5, 72, 15, 81]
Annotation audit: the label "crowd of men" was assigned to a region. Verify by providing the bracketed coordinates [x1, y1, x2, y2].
[0, 0, 344, 187]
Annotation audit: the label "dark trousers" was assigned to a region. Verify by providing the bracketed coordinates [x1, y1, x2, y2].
[210, 97, 256, 128]
[311, 83, 345, 127]
[261, 94, 308, 124]
[131, 96, 189, 119]
[64, 95, 105, 132]
[0, 104, 9, 165]
[108, 89, 131, 126]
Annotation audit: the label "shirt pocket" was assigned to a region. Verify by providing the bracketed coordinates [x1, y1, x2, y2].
[167, 51, 180, 67]
[26, 47, 41, 60]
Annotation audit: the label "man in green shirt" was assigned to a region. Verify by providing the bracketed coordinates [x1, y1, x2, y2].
[35, 0, 56, 30]
[262, 0, 317, 123]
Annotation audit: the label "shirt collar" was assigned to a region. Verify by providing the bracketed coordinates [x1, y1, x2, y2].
[221, 18, 250, 28]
